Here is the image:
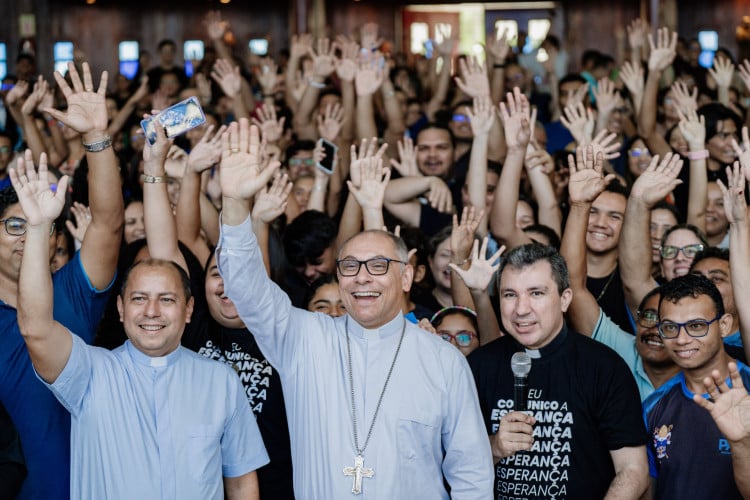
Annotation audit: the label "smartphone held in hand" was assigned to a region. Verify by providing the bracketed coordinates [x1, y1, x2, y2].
[141, 96, 206, 144]
[316, 138, 338, 175]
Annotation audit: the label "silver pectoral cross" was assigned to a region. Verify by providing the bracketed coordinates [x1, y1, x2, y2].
[343, 454, 374, 494]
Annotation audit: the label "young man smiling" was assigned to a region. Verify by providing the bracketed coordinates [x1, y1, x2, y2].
[644, 273, 750, 499]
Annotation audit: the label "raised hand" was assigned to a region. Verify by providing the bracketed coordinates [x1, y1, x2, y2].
[65, 202, 91, 243]
[252, 173, 292, 223]
[220, 119, 281, 201]
[360, 22, 383, 52]
[732, 126, 750, 172]
[251, 102, 286, 144]
[739, 60, 750, 94]
[449, 206, 484, 264]
[717, 162, 748, 225]
[592, 78, 619, 119]
[467, 96, 494, 136]
[525, 147, 555, 175]
[9, 150, 68, 226]
[45, 62, 108, 135]
[347, 155, 391, 211]
[188, 124, 226, 173]
[567, 145, 616, 205]
[290, 33, 314, 60]
[709, 56, 736, 89]
[619, 61, 644, 97]
[434, 35, 457, 57]
[677, 108, 706, 147]
[589, 129, 622, 160]
[354, 52, 385, 97]
[693, 363, 750, 442]
[21, 76, 49, 116]
[626, 18, 648, 51]
[5, 80, 29, 108]
[648, 27, 678, 72]
[560, 102, 594, 145]
[671, 80, 698, 115]
[309, 37, 336, 79]
[567, 82, 590, 109]
[317, 101, 344, 142]
[142, 118, 172, 173]
[630, 152, 684, 206]
[485, 28, 511, 64]
[499, 87, 531, 153]
[449, 236, 504, 293]
[211, 59, 243, 98]
[390, 136, 420, 178]
[454, 56, 490, 98]
[255, 57, 279, 96]
[350, 137, 388, 188]
[335, 37, 359, 83]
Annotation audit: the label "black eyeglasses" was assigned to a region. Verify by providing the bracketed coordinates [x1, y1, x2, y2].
[438, 330, 477, 347]
[0, 217, 55, 236]
[637, 309, 659, 329]
[660, 243, 704, 260]
[336, 257, 406, 276]
[658, 315, 721, 339]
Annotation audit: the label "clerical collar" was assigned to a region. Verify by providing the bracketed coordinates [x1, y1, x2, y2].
[516, 325, 568, 359]
[347, 312, 405, 340]
[126, 340, 182, 367]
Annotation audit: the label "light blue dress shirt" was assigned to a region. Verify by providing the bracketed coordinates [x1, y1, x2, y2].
[217, 216, 494, 500]
[592, 310, 656, 401]
[44, 334, 269, 499]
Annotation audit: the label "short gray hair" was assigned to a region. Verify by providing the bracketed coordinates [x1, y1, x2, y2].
[338, 230, 409, 262]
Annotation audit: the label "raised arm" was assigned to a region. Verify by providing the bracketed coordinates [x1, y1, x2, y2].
[285, 34, 313, 112]
[709, 57, 735, 107]
[251, 173, 292, 276]
[45, 62, 123, 290]
[107, 77, 150, 137]
[638, 28, 677, 158]
[525, 145, 562, 236]
[678, 109, 708, 231]
[141, 123, 188, 272]
[20, 76, 50, 165]
[449, 225, 504, 345]
[294, 38, 336, 140]
[334, 36, 358, 143]
[561, 146, 616, 335]
[721, 159, 750, 361]
[176, 124, 224, 266]
[619, 153, 683, 314]
[465, 96, 493, 236]
[212, 59, 250, 120]
[13, 151, 71, 383]
[354, 52, 385, 141]
[489, 87, 533, 249]
[486, 29, 510, 106]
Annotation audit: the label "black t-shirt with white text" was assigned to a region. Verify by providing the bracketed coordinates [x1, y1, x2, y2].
[468, 327, 647, 500]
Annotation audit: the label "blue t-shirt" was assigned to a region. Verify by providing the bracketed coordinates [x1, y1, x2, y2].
[0, 252, 110, 500]
[643, 362, 750, 499]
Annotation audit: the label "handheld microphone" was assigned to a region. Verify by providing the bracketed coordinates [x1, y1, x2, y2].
[511, 352, 532, 412]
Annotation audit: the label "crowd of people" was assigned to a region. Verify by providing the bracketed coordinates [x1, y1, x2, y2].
[4, 10, 750, 499]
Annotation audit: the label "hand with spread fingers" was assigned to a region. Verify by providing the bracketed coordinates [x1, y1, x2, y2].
[219, 119, 281, 202]
[499, 87, 531, 154]
[45, 62, 108, 137]
[252, 173, 293, 224]
[648, 27, 678, 72]
[449, 235, 503, 294]
[717, 162, 748, 225]
[567, 145, 617, 205]
[187, 124, 226, 174]
[9, 150, 69, 227]
[629, 152, 684, 207]
[693, 363, 750, 443]
[390, 137, 420, 178]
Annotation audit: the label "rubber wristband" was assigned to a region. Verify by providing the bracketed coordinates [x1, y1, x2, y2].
[687, 149, 709, 160]
[493, 62, 507, 69]
[308, 79, 326, 89]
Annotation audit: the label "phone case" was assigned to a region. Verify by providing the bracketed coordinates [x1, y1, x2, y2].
[140, 96, 207, 144]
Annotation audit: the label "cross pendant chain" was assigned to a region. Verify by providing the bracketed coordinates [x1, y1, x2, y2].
[343, 455, 374, 494]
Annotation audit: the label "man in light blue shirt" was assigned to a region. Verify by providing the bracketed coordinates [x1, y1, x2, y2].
[559, 146, 681, 401]
[217, 120, 494, 499]
[13, 154, 268, 499]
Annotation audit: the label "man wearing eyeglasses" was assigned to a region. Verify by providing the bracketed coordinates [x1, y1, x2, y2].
[217, 121, 493, 499]
[0, 63, 123, 500]
[643, 273, 750, 499]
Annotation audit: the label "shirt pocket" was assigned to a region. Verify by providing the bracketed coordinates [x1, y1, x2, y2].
[397, 416, 438, 462]
[186, 424, 223, 483]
